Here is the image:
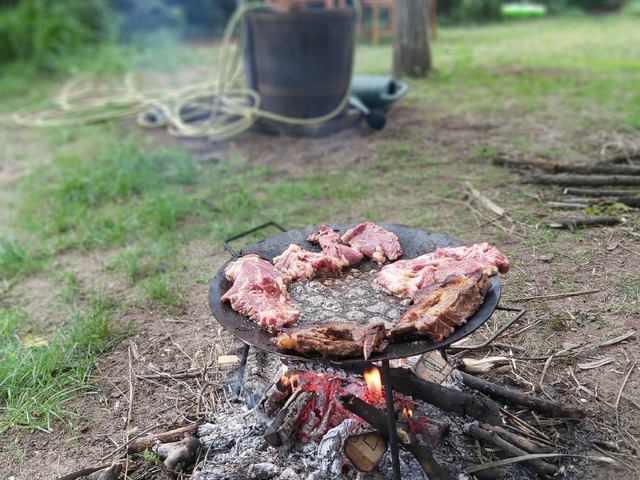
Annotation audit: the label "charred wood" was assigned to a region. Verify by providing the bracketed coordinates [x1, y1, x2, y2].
[464, 465, 507, 479]
[153, 434, 200, 473]
[455, 370, 586, 419]
[464, 421, 557, 477]
[546, 216, 621, 230]
[261, 376, 290, 417]
[388, 367, 503, 426]
[264, 390, 314, 447]
[524, 173, 640, 186]
[128, 423, 199, 454]
[479, 422, 554, 454]
[56, 464, 122, 480]
[339, 394, 456, 480]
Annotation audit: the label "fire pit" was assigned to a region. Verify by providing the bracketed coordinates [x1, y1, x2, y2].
[206, 222, 529, 479]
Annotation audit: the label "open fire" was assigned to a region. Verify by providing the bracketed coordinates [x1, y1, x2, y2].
[261, 362, 451, 477]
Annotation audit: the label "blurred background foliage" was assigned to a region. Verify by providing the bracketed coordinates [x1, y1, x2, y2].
[0, 0, 635, 71]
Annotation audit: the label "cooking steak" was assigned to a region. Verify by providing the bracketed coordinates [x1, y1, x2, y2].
[375, 243, 509, 298]
[272, 321, 389, 360]
[434, 243, 510, 274]
[341, 222, 404, 263]
[307, 224, 364, 266]
[389, 272, 491, 342]
[273, 244, 345, 284]
[221, 254, 300, 332]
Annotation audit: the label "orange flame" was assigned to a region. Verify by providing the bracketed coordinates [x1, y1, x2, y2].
[364, 367, 383, 399]
[280, 365, 290, 388]
[402, 406, 413, 419]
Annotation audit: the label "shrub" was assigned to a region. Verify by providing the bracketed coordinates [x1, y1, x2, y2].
[0, 0, 115, 69]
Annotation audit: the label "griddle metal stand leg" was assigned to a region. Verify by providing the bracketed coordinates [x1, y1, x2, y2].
[381, 359, 401, 480]
[234, 343, 251, 399]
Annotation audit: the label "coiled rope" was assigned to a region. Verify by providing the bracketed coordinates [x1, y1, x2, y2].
[11, 1, 361, 141]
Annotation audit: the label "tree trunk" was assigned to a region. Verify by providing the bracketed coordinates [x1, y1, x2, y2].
[393, 0, 432, 77]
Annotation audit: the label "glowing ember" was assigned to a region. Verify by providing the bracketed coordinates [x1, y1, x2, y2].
[363, 367, 383, 400]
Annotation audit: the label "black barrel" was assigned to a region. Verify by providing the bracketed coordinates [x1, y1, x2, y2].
[247, 8, 355, 119]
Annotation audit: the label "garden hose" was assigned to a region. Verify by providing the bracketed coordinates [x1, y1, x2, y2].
[11, 0, 362, 141]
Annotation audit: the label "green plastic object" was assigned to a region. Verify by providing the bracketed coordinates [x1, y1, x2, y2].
[350, 75, 408, 113]
[501, 2, 547, 18]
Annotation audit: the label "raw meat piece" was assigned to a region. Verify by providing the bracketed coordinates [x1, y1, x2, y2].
[272, 321, 389, 360]
[273, 244, 344, 284]
[389, 272, 491, 342]
[341, 222, 404, 263]
[432, 243, 510, 274]
[375, 243, 509, 298]
[221, 254, 300, 332]
[307, 224, 364, 266]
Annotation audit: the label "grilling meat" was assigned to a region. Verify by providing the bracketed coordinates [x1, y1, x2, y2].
[307, 224, 364, 266]
[375, 243, 509, 298]
[221, 254, 300, 332]
[341, 222, 404, 263]
[273, 322, 389, 360]
[389, 272, 491, 342]
[273, 244, 344, 284]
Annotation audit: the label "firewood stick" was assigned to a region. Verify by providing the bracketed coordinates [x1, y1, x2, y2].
[128, 424, 198, 454]
[546, 216, 621, 230]
[524, 173, 640, 186]
[339, 394, 455, 480]
[56, 464, 122, 480]
[494, 155, 640, 175]
[389, 367, 503, 425]
[455, 370, 586, 419]
[598, 153, 640, 164]
[464, 421, 557, 476]
[563, 187, 638, 197]
[479, 422, 554, 454]
[464, 181, 506, 217]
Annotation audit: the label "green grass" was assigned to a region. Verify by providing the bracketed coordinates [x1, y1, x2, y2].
[2, 13, 639, 435]
[0, 296, 118, 433]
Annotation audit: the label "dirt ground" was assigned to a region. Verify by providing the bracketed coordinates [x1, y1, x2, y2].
[1, 100, 639, 480]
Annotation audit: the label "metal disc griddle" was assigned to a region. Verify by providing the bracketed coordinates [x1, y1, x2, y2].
[208, 223, 501, 364]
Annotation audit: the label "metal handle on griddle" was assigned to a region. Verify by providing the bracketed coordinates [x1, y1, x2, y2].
[223, 221, 287, 257]
[446, 304, 526, 351]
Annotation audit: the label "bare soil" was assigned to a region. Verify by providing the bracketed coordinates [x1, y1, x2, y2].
[2, 100, 639, 480]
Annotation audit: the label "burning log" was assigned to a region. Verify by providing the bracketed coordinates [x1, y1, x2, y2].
[264, 389, 314, 447]
[388, 367, 503, 426]
[464, 421, 557, 477]
[261, 375, 291, 417]
[455, 370, 586, 419]
[339, 394, 456, 480]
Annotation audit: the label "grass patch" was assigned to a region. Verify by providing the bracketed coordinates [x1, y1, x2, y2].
[0, 295, 118, 433]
